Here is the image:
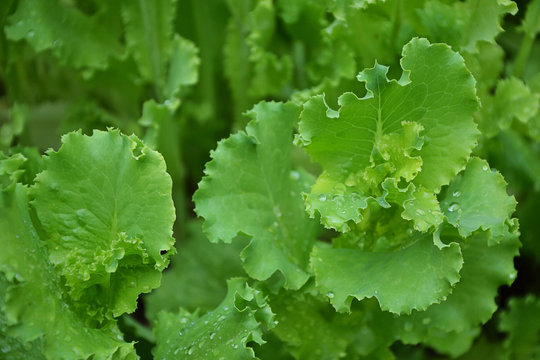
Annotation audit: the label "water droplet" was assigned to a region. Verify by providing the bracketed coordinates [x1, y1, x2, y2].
[273, 320, 279, 325]
[318, 194, 327, 202]
[482, 165, 489, 171]
[187, 347, 194, 355]
[232, 344, 238, 349]
[508, 273, 516, 280]
[223, 306, 229, 311]
[53, 39, 60, 47]
[452, 190, 461, 197]
[174, 349, 180, 355]
[416, 209, 425, 216]
[210, 332, 216, 340]
[448, 203, 460, 212]
[179, 331, 183, 336]
[290, 171, 300, 180]
[27, 30, 35, 38]
[326, 292, 335, 299]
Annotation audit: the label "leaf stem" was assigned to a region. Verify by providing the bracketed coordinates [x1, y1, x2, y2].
[513, 33, 535, 79]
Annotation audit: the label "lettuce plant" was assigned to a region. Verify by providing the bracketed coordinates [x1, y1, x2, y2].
[1, 0, 540, 359]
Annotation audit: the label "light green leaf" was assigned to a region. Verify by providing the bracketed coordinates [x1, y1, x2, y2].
[416, 0, 517, 53]
[401, 187, 444, 232]
[311, 234, 463, 314]
[419, 327, 480, 358]
[121, 0, 176, 89]
[31, 129, 175, 318]
[297, 38, 479, 231]
[269, 290, 396, 359]
[0, 153, 27, 190]
[270, 291, 355, 359]
[153, 278, 274, 359]
[5, 0, 122, 70]
[145, 221, 246, 320]
[522, 0, 540, 37]
[194, 102, 318, 289]
[499, 295, 540, 360]
[495, 77, 539, 126]
[396, 223, 520, 351]
[440, 157, 516, 241]
[460, 0, 517, 52]
[165, 35, 200, 99]
[0, 184, 137, 359]
[477, 77, 540, 136]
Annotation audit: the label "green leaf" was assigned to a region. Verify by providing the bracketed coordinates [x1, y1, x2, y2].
[478, 77, 540, 136]
[224, 0, 292, 121]
[31, 129, 175, 318]
[5, 0, 122, 70]
[460, 0, 517, 52]
[401, 186, 444, 232]
[416, 0, 517, 52]
[297, 38, 479, 231]
[396, 223, 520, 352]
[499, 295, 540, 360]
[153, 278, 274, 359]
[145, 221, 246, 320]
[0, 334, 45, 360]
[0, 152, 27, 190]
[310, 234, 463, 314]
[194, 102, 318, 290]
[165, 35, 200, 99]
[0, 184, 137, 359]
[522, 0, 540, 37]
[121, 0, 176, 90]
[440, 157, 516, 241]
[269, 290, 396, 359]
[495, 77, 539, 125]
[270, 291, 354, 359]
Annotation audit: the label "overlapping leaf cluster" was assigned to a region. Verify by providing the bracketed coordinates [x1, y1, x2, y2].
[2, 0, 540, 359]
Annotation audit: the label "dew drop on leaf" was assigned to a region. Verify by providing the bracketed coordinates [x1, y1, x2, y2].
[448, 203, 460, 212]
